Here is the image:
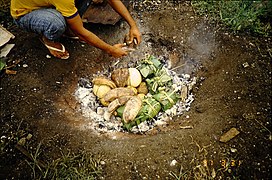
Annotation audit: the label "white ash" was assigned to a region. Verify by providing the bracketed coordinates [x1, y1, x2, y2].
[74, 60, 197, 134]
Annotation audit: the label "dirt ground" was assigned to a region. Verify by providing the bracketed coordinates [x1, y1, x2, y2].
[1, 1, 271, 179]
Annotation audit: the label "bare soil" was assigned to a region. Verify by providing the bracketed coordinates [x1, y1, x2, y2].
[1, 1, 271, 179]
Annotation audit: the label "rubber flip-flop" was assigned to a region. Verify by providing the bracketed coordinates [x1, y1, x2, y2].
[40, 38, 70, 59]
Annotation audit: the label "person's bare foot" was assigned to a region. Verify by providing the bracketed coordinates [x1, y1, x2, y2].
[40, 36, 70, 59]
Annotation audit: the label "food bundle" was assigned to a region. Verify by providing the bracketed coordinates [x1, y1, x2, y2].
[91, 55, 183, 131]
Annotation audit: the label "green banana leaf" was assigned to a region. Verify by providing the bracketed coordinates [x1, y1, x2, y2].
[116, 105, 125, 117]
[153, 90, 179, 111]
[118, 55, 181, 131]
[135, 97, 161, 122]
[119, 97, 161, 130]
[145, 67, 173, 94]
[137, 55, 162, 78]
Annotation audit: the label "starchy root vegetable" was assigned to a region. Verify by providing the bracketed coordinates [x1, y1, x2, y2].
[108, 95, 133, 114]
[123, 96, 142, 123]
[127, 86, 138, 94]
[128, 68, 142, 87]
[93, 84, 111, 99]
[111, 68, 129, 87]
[103, 87, 136, 102]
[118, 95, 134, 105]
[111, 68, 142, 88]
[122, 97, 162, 130]
[137, 82, 148, 94]
[92, 76, 117, 89]
[100, 97, 109, 106]
[108, 99, 121, 114]
[137, 93, 145, 100]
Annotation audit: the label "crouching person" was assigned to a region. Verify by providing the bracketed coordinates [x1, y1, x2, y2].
[10, 0, 141, 59]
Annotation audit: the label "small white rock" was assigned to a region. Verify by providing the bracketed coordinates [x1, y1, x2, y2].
[137, 122, 150, 132]
[242, 62, 249, 68]
[46, 54, 51, 59]
[97, 107, 105, 115]
[104, 111, 111, 121]
[170, 159, 178, 166]
[22, 64, 28, 68]
[230, 148, 237, 153]
[155, 120, 167, 126]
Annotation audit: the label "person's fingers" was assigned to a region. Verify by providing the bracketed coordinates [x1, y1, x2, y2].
[115, 43, 126, 48]
[129, 33, 141, 45]
[129, 35, 134, 44]
[135, 32, 141, 44]
[111, 44, 129, 57]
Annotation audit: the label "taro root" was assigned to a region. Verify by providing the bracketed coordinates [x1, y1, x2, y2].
[100, 97, 109, 107]
[92, 76, 117, 89]
[127, 68, 142, 87]
[111, 68, 142, 88]
[111, 68, 129, 87]
[137, 93, 145, 100]
[108, 95, 133, 114]
[93, 84, 111, 99]
[103, 87, 136, 102]
[123, 96, 142, 123]
[137, 82, 148, 94]
[127, 86, 137, 94]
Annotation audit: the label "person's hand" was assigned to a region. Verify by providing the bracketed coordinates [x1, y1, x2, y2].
[108, 44, 128, 58]
[129, 26, 141, 45]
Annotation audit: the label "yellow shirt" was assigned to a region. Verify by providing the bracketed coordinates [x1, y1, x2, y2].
[10, 0, 78, 19]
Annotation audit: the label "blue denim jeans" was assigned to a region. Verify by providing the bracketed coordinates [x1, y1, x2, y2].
[14, 8, 66, 41]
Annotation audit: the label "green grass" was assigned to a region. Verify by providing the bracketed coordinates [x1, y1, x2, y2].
[169, 165, 189, 180]
[191, 1, 272, 36]
[26, 145, 103, 179]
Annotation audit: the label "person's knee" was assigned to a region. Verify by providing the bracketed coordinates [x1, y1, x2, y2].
[45, 17, 66, 41]
[40, 9, 66, 41]
[15, 8, 67, 41]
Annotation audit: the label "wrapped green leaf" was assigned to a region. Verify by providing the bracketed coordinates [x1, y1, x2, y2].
[134, 97, 161, 124]
[148, 55, 162, 68]
[145, 67, 173, 94]
[153, 90, 179, 111]
[137, 55, 162, 78]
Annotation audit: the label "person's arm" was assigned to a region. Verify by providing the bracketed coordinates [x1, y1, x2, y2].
[66, 14, 127, 57]
[108, 0, 141, 44]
